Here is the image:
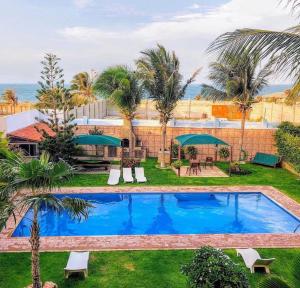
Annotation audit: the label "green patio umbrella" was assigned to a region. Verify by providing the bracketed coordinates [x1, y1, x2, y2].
[175, 134, 229, 147]
[72, 134, 121, 147]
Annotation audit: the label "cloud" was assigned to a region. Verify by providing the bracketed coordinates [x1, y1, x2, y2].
[73, 0, 93, 9]
[59, 27, 118, 41]
[2, 0, 297, 83]
[58, 0, 297, 83]
[188, 3, 201, 10]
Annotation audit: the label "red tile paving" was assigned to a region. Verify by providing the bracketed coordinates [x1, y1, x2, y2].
[1, 186, 300, 252]
[8, 123, 55, 142]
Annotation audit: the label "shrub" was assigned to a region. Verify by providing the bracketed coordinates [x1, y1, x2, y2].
[172, 160, 183, 169]
[258, 276, 291, 288]
[186, 146, 198, 159]
[172, 143, 184, 159]
[219, 147, 230, 160]
[275, 122, 300, 172]
[122, 158, 140, 168]
[88, 126, 103, 135]
[228, 162, 251, 176]
[181, 246, 249, 288]
[240, 149, 249, 161]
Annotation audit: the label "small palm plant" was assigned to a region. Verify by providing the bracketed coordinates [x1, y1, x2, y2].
[0, 152, 92, 288]
[136, 44, 199, 167]
[201, 51, 272, 160]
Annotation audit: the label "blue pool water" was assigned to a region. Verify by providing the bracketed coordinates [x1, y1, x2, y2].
[12, 192, 300, 237]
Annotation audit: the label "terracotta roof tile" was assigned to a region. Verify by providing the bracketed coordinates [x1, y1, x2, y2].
[8, 123, 55, 142]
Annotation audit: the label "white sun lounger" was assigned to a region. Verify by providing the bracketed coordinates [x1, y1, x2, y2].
[123, 168, 134, 183]
[64, 251, 90, 278]
[135, 167, 147, 183]
[107, 169, 120, 185]
[236, 248, 275, 273]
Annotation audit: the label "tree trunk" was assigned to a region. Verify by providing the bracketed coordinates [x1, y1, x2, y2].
[239, 109, 247, 161]
[124, 117, 136, 158]
[30, 206, 42, 288]
[160, 123, 167, 168]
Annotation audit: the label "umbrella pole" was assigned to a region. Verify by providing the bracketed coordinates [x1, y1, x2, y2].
[215, 144, 218, 162]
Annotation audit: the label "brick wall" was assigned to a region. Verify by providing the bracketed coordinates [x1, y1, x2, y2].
[76, 125, 276, 161]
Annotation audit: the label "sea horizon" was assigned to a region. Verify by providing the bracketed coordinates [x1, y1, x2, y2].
[0, 83, 292, 103]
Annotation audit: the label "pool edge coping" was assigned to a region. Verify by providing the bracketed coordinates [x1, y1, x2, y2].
[1, 185, 300, 252]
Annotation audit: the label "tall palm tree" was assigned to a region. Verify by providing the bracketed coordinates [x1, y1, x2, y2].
[70, 71, 97, 106]
[201, 51, 273, 160]
[207, 0, 300, 99]
[94, 66, 143, 157]
[136, 44, 199, 167]
[0, 152, 92, 288]
[1, 89, 18, 113]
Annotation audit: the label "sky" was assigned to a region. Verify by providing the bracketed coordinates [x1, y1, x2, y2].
[0, 0, 298, 84]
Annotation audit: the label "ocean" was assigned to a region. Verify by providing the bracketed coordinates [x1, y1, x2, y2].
[0, 83, 291, 103]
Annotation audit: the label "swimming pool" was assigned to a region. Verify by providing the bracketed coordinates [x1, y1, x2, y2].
[12, 192, 300, 237]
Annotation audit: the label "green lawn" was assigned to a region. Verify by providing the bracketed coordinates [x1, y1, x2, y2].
[67, 158, 300, 202]
[0, 249, 299, 288]
[2, 158, 300, 288]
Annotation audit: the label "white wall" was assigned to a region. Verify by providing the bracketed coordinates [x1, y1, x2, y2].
[0, 110, 45, 134]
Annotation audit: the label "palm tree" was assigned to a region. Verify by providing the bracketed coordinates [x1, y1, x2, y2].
[0, 132, 19, 160]
[0, 152, 92, 288]
[207, 0, 300, 97]
[1, 89, 18, 113]
[136, 44, 199, 167]
[70, 71, 97, 106]
[201, 51, 273, 160]
[94, 66, 143, 157]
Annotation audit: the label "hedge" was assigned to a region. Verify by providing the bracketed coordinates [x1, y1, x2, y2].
[275, 122, 300, 172]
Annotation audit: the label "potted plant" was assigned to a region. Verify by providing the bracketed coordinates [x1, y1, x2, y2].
[172, 160, 183, 177]
[186, 146, 198, 160]
[219, 147, 230, 161]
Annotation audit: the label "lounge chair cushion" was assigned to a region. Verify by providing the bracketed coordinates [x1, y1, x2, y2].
[251, 152, 281, 167]
[107, 169, 120, 185]
[65, 252, 89, 271]
[123, 168, 134, 183]
[135, 167, 147, 183]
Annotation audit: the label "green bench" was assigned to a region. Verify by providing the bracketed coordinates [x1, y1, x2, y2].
[251, 152, 281, 168]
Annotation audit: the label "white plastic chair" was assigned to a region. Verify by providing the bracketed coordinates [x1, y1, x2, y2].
[64, 251, 90, 278]
[135, 167, 147, 183]
[236, 248, 275, 273]
[107, 169, 120, 185]
[123, 168, 134, 183]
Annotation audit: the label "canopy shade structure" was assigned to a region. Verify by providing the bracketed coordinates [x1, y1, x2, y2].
[175, 134, 229, 147]
[72, 134, 122, 147]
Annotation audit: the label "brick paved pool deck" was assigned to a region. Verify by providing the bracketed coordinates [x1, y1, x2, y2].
[1, 186, 300, 252]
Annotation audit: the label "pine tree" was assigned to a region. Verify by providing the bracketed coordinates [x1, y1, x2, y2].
[36, 53, 77, 163]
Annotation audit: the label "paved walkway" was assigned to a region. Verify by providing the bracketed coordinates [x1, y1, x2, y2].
[1, 186, 300, 252]
[173, 166, 229, 177]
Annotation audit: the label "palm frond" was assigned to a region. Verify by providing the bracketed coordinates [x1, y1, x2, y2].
[285, 81, 300, 104]
[61, 197, 94, 220]
[208, 28, 300, 81]
[201, 84, 229, 101]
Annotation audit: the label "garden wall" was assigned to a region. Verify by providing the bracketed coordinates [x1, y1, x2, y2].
[70, 98, 300, 124]
[76, 125, 276, 161]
